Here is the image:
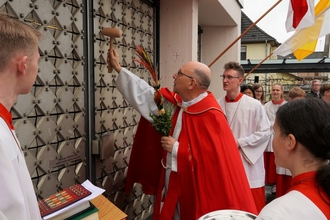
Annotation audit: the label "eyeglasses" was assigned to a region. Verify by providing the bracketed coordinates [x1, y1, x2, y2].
[255, 90, 263, 93]
[178, 70, 194, 79]
[220, 75, 241, 80]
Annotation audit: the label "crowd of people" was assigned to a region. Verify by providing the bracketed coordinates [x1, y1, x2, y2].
[250, 78, 330, 202]
[239, 77, 330, 219]
[1, 13, 330, 220]
[111, 52, 330, 219]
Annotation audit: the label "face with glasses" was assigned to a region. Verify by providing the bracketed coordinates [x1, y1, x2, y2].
[312, 81, 321, 92]
[172, 61, 211, 101]
[173, 67, 196, 95]
[177, 70, 194, 79]
[254, 88, 263, 100]
[221, 69, 243, 92]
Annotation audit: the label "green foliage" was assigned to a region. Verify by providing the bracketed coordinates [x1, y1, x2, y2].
[149, 105, 173, 136]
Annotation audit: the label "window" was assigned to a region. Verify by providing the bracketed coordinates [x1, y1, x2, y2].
[241, 46, 246, 60]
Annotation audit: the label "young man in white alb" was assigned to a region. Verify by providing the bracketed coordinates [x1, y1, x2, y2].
[0, 15, 42, 220]
[217, 61, 270, 213]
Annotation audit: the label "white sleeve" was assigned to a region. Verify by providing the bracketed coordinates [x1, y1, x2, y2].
[264, 102, 275, 128]
[171, 141, 179, 172]
[263, 103, 274, 152]
[238, 102, 271, 164]
[115, 68, 159, 122]
[0, 140, 25, 220]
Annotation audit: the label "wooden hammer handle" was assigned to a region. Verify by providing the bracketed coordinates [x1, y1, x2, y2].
[107, 38, 115, 73]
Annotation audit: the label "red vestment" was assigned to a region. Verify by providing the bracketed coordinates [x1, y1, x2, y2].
[125, 88, 257, 219]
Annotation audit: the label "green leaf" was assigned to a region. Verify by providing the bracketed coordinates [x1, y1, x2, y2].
[149, 105, 173, 136]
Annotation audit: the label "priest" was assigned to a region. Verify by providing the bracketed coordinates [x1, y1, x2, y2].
[108, 49, 257, 219]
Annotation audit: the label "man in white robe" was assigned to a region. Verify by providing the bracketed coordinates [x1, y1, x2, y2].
[0, 15, 42, 220]
[217, 61, 270, 213]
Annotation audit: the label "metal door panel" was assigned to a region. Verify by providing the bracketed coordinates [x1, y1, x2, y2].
[2, 1, 157, 219]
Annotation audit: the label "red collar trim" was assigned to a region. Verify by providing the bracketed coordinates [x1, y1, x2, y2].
[272, 99, 284, 105]
[291, 171, 316, 187]
[225, 93, 243, 102]
[0, 103, 14, 130]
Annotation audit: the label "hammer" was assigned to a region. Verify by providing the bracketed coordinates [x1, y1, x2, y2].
[101, 27, 122, 73]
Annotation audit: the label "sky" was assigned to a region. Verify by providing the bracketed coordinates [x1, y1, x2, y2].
[242, 0, 294, 43]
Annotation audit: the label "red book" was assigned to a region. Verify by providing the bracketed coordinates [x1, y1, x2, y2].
[38, 184, 91, 217]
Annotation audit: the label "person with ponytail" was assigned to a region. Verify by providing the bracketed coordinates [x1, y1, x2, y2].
[257, 98, 330, 219]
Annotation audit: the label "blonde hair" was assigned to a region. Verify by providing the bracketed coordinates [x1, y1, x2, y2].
[272, 83, 284, 99]
[0, 14, 41, 72]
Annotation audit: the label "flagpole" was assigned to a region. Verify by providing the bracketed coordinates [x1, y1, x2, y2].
[208, 0, 282, 67]
[243, 52, 273, 80]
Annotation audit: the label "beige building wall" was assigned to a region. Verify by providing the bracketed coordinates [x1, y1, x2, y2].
[159, 0, 242, 99]
[159, 0, 198, 88]
[242, 43, 271, 59]
[241, 43, 271, 88]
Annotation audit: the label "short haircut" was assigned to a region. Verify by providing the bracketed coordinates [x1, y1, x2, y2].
[223, 61, 244, 78]
[0, 14, 41, 72]
[311, 79, 321, 85]
[194, 68, 210, 89]
[320, 83, 330, 96]
[288, 87, 306, 100]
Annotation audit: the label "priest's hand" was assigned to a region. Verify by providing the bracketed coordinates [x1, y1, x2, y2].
[108, 48, 122, 73]
[161, 136, 175, 153]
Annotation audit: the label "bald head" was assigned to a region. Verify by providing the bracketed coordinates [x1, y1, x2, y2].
[182, 61, 211, 89]
[173, 61, 211, 101]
